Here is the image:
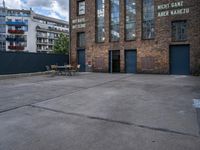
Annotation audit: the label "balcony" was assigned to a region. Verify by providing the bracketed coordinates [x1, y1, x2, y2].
[8, 45, 24, 50]
[6, 37, 26, 42]
[6, 21, 27, 26]
[7, 13, 30, 17]
[8, 30, 24, 34]
[37, 33, 48, 38]
[37, 41, 48, 45]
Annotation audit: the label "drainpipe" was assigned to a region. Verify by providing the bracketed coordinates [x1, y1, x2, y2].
[68, 0, 71, 65]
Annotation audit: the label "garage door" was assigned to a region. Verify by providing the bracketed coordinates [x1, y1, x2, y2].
[170, 45, 190, 75]
[125, 50, 137, 73]
[77, 49, 85, 72]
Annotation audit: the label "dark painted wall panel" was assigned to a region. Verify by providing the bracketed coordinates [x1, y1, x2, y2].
[0, 51, 69, 75]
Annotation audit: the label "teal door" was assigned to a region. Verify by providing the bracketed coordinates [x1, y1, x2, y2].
[170, 45, 190, 75]
[125, 50, 137, 73]
[77, 49, 85, 72]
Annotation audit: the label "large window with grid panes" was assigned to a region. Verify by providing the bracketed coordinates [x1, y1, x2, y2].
[96, 0, 105, 43]
[172, 21, 187, 41]
[125, 0, 136, 41]
[110, 0, 120, 42]
[142, 0, 155, 39]
[77, 0, 85, 16]
[77, 32, 86, 48]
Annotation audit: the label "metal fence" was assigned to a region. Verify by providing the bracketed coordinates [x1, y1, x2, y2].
[0, 51, 69, 75]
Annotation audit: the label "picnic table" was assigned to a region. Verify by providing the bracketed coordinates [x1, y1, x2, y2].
[49, 65, 78, 76]
[56, 65, 73, 76]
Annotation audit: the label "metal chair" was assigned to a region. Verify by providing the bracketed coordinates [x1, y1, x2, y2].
[50, 65, 58, 76]
[71, 64, 80, 76]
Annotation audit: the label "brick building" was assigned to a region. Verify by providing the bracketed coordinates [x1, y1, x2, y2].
[70, 0, 200, 75]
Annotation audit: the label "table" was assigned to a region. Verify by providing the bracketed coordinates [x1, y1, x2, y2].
[56, 65, 74, 76]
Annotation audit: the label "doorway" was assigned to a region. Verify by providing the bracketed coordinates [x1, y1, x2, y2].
[109, 50, 120, 73]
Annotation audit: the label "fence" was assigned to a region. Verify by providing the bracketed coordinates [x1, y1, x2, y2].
[0, 51, 69, 75]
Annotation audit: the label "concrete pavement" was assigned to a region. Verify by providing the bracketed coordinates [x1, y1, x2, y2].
[0, 73, 200, 150]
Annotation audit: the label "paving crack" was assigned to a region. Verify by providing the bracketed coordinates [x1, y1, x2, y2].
[0, 75, 131, 114]
[30, 104, 200, 138]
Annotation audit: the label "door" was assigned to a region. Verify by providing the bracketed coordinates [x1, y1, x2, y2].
[109, 50, 120, 73]
[170, 45, 190, 75]
[125, 50, 137, 73]
[77, 49, 85, 72]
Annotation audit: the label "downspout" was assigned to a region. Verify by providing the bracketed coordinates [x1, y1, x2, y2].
[68, 0, 71, 64]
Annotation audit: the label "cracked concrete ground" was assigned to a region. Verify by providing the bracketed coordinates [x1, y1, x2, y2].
[0, 73, 200, 150]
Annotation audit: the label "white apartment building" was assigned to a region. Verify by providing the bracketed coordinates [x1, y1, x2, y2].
[0, 1, 68, 53]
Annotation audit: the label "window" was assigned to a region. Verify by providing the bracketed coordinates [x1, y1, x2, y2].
[0, 41, 6, 51]
[96, 0, 105, 42]
[0, 25, 6, 33]
[8, 26, 12, 30]
[142, 0, 155, 39]
[172, 21, 187, 41]
[125, 0, 136, 40]
[15, 19, 22, 22]
[77, 32, 85, 48]
[0, 16, 5, 24]
[23, 26, 28, 32]
[110, 0, 120, 42]
[24, 20, 28, 25]
[78, 0, 85, 15]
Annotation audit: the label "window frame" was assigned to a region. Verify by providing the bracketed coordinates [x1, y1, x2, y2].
[142, 0, 155, 40]
[77, 0, 86, 16]
[124, 0, 137, 41]
[109, 0, 120, 42]
[77, 32, 86, 48]
[171, 20, 188, 42]
[95, 0, 105, 43]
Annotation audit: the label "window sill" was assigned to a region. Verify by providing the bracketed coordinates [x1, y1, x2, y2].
[171, 40, 188, 42]
[125, 39, 136, 42]
[142, 38, 155, 41]
[77, 14, 85, 17]
[95, 41, 105, 44]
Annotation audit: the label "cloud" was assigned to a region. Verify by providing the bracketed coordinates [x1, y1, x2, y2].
[4, 0, 69, 21]
[50, 1, 69, 20]
[27, 0, 51, 7]
[27, 0, 69, 21]
[4, 0, 25, 9]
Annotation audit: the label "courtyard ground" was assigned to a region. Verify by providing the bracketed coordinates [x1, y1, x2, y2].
[0, 73, 200, 150]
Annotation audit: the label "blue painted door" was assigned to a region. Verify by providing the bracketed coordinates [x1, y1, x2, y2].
[170, 45, 190, 75]
[125, 50, 137, 73]
[77, 49, 85, 72]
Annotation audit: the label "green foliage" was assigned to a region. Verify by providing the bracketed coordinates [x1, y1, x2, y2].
[53, 33, 69, 54]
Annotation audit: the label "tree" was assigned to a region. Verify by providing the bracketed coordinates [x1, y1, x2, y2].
[53, 33, 69, 54]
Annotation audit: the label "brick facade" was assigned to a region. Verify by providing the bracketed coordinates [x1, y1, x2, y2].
[70, 0, 200, 74]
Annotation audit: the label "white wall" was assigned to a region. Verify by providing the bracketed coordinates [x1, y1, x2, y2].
[5, 16, 37, 52]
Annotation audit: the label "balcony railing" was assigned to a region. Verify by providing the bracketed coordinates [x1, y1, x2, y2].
[6, 21, 27, 26]
[8, 30, 24, 34]
[8, 45, 24, 50]
[37, 34, 48, 38]
[6, 37, 26, 42]
[37, 41, 48, 45]
[6, 14, 30, 17]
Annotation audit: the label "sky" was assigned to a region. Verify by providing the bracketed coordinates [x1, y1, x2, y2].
[2, 0, 69, 21]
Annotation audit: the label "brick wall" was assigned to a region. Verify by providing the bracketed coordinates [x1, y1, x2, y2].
[70, 0, 200, 74]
